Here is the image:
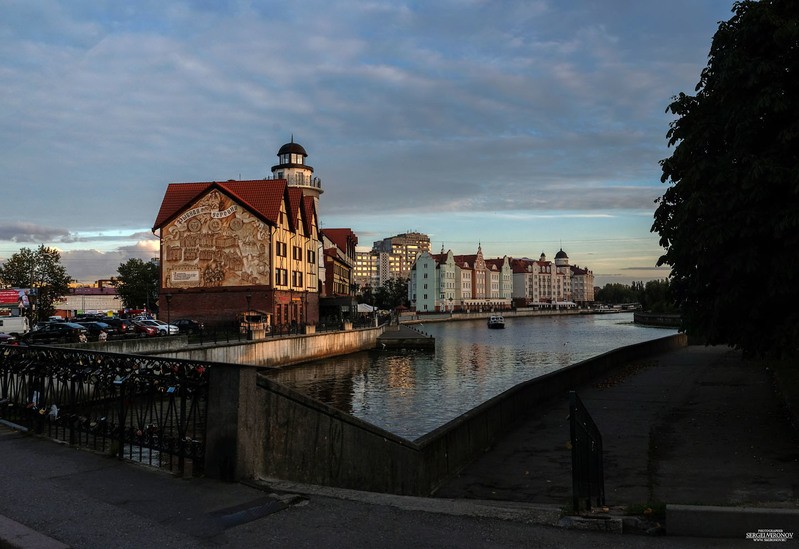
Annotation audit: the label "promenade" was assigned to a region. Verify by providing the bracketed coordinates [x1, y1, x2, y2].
[1, 345, 797, 547]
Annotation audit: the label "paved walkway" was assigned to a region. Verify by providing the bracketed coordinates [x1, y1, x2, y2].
[1, 345, 797, 547]
[435, 346, 799, 508]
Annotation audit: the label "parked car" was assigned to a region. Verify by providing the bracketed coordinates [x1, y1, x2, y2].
[0, 333, 22, 345]
[101, 317, 136, 338]
[70, 313, 106, 323]
[75, 321, 116, 341]
[136, 319, 179, 336]
[172, 319, 204, 335]
[131, 321, 159, 338]
[22, 322, 88, 344]
[0, 316, 29, 335]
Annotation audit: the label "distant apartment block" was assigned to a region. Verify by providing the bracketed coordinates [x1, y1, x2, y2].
[354, 232, 431, 289]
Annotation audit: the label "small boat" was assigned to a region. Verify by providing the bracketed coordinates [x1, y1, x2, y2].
[487, 315, 505, 329]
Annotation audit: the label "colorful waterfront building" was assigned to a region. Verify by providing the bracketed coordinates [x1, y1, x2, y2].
[151, 140, 321, 328]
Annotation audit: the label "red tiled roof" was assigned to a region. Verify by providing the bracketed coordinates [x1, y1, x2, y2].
[302, 196, 316, 237]
[152, 179, 288, 230]
[322, 228, 358, 251]
[286, 187, 303, 233]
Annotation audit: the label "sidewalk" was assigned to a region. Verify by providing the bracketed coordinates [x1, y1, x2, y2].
[435, 345, 799, 509]
[1, 345, 797, 547]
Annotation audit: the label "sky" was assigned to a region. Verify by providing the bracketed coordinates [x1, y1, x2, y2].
[0, 0, 736, 287]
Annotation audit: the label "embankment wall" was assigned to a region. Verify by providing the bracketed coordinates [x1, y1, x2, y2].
[150, 327, 383, 367]
[210, 333, 687, 494]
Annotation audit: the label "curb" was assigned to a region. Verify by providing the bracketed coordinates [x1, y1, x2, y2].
[0, 515, 69, 549]
[249, 477, 564, 525]
[667, 504, 799, 539]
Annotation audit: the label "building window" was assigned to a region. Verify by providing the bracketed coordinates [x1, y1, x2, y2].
[275, 268, 288, 286]
[276, 241, 287, 257]
[293, 246, 303, 261]
[307, 250, 316, 264]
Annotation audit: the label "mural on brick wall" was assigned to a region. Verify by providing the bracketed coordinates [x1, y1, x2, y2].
[161, 190, 271, 288]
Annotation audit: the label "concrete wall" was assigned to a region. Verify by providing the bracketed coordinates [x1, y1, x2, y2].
[633, 311, 681, 327]
[154, 327, 383, 367]
[233, 333, 687, 494]
[61, 336, 190, 353]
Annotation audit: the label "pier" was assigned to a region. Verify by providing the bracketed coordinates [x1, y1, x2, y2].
[377, 323, 435, 350]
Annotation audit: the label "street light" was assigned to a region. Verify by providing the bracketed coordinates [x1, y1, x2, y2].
[245, 293, 252, 339]
[165, 293, 173, 336]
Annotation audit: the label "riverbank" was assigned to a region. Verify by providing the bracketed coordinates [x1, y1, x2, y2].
[400, 307, 582, 325]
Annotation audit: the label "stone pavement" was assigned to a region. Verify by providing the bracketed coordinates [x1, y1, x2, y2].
[1, 345, 798, 547]
[435, 345, 799, 509]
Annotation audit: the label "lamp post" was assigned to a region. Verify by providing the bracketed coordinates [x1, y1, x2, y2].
[245, 293, 252, 339]
[165, 293, 172, 336]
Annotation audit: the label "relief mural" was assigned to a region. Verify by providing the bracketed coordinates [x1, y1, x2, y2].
[162, 190, 271, 288]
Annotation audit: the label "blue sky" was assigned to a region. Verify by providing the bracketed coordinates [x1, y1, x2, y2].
[0, 0, 735, 285]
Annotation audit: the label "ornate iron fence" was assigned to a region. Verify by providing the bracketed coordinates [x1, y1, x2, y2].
[569, 390, 605, 512]
[0, 345, 209, 476]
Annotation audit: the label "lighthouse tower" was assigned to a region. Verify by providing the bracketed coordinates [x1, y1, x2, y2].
[270, 137, 323, 208]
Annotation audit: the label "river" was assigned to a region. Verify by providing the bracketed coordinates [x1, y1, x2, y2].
[265, 312, 676, 440]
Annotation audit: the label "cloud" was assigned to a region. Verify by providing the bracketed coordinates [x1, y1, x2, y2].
[60, 240, 158, 282]
[0, 1, 733, 281]
[0, 222, 74, 243]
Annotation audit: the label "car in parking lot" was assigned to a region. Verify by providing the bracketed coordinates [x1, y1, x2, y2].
[131, 321, 159, 337]
[75, 321, 117, 341]
[101, 317, 136, 338]
[172, 319, 204, 335]
[22, 322, 88, 344]
[136, 319, 179, 336]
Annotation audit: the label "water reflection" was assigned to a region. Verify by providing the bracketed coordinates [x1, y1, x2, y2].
[266, 313, 675, 440]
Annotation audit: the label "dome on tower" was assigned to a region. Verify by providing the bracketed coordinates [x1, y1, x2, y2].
[277, 141, 308, 157]
[555, 249, 568, 259]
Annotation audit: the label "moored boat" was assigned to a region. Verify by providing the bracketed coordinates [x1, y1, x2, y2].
[487, 315, 505, 329]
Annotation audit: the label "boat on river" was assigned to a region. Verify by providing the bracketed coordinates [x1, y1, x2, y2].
[487, 315, 505, 329]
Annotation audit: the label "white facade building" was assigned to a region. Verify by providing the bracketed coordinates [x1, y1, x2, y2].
[411, 246, 591, 312]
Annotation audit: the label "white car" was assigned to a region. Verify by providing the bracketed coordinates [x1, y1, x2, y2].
[137, 319, 179, 336]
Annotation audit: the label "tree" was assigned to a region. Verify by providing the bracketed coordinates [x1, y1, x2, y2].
[373, 277, 409, 310]
[595, 283, 638, 304]
[638, 280, 675, 314]
[114, 258, 159, 311]
[0, 245, 73, 321]
[653, 0, 799, 357]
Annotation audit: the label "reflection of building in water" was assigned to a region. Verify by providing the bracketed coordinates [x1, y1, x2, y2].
[385, 356, 416, 390]
[152, 139, 322, 328]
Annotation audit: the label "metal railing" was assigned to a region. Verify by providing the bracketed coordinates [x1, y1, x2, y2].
[569, 390, 605, 512]
[0, 345, 209, 477]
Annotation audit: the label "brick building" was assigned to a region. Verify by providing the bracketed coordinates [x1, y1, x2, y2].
[151, 140, 321, 328]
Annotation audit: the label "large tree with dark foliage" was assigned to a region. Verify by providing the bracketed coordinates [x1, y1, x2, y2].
[374, 277, 409, 310]
[0, 245, 73, 321]
[653, 0, 799, 357]
[114, 258, 159, 311]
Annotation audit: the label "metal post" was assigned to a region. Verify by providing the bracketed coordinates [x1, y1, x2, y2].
[245, 293, 252, 339]
[165, 293, 172, 336]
